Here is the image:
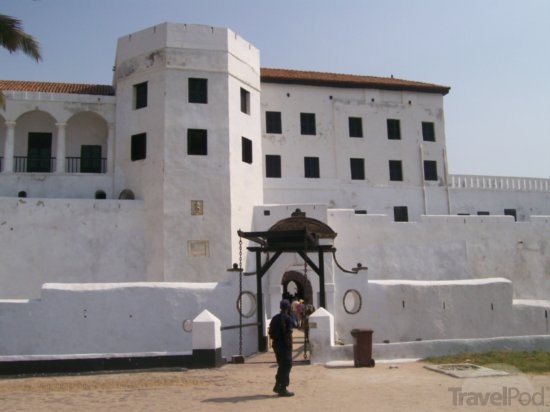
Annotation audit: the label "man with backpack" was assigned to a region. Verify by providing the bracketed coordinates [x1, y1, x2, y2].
[269, 299, 295, 397]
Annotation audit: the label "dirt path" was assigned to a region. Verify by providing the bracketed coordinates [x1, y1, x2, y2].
[1, 356, 548, 412]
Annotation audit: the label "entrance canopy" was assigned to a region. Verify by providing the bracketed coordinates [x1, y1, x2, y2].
[238, 209, 337, 252]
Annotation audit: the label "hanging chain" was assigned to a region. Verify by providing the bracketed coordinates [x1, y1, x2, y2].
[303, 229, 309, 360]
[238, 236, 243, 356]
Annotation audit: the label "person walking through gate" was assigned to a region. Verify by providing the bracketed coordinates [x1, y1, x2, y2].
[269, 299, 295, 397]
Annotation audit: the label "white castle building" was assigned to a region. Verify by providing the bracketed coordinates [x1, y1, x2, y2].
[0, 23, 548, 369]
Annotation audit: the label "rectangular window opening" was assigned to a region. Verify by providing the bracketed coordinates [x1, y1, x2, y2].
[242, 137, 253, 164]
[266, 111, 282, 134]
[387, 118, 401, 140]
[389, 160, 403, 181]
[349, 117, 363, 138]
[350, 158, 365, 180]
[189, 78, 208, 104]
[133, 82, 148, 110]
[80, 145, 102, 173]
[304, 156, 320, 178]
[240, 87, 250, 114]
[422, 122, 435, 142]
[394, 206, 409, 222]
[265, 154, 281, 178]
[187, 129, 208, 156]
[131, 133, 147, 161]
[423, 160, 438, 181]
[300, 113, 316, 135]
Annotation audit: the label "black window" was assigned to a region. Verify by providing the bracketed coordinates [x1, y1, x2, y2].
[387, 119, 401, 140]
[266, 111, 282, 134]
[350, 158, 365, 180]
[423, 160, 438, 181]
[27, 132, 52, 172]
[349, 117, 363, 138]
[80, 145, 102, 173]
[241, 88, 250, 114]
[504, 209, 517, 221]
[131, 133, 146, 161]
[389, 160, 403, 181]
[300, 113, 316, 135]
[242, 137, 252, 164]
[134, 82, 148, 110]
[422, 122, 435, 142]
[266, 154, 281, 178]
[394, 206, 409, 222]
[189, 78, 208, 103]
[187, 129, 207, 155]
[304, 157, 320, 178]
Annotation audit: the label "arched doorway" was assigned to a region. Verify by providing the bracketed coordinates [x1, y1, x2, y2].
[281, 270, 313, 304]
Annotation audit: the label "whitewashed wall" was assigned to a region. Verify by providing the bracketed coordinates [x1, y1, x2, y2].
[0, 281, 256, 359]
[0, 198, 146, 298]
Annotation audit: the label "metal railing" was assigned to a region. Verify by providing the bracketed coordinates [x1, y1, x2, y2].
[10, 156, 107, 173]
[14, 156, 56, 173]
[66, 157, 107, 173]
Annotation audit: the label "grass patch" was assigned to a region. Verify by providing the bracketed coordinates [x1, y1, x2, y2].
[424, 351, 550, 374]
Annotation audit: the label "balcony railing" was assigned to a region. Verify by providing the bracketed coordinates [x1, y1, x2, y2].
[14, 156, 56, 173]
[11, 157, 107, 173]
[66, 157, 107, 173]
[450, 174, 550, 192]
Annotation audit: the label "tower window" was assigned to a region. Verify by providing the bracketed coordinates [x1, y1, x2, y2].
[187, 129, 207, 155]
[240, 88, 250, 114]
[131, 133, 146, 161]
[189, 78, 208, 104]
[133, 82, 148, 110]
[242, 137, 252, 164]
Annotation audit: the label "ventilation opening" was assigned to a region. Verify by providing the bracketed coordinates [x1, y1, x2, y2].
[17, 191, 27, 198]
[95, 190, 106, 199]
[118, 189, 135, 200]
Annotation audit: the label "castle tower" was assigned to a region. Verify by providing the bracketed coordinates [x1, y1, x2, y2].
[113, 23, 263, 282]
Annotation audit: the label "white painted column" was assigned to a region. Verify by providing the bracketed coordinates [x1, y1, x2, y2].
[106, 123, 115, 174]
[55, 123, 66, 174]
[3, 121, 15, 172]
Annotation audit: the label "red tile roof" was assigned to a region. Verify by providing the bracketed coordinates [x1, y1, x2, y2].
[1, 68, 450, 97]
[0, 80, 114, 96]
[260, 68, 450, 95]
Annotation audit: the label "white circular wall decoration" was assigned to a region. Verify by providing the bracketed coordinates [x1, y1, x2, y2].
[343, 289, 362, 314]
[237, 291, 257, 318]
[182, 319, 193, 332]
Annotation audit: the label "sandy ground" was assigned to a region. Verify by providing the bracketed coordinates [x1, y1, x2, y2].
[1, 342, 549, 412]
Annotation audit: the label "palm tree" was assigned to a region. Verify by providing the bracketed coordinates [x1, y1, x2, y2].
[0, 14, 42, 108]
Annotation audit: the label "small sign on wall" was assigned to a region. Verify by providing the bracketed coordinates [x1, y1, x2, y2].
[191, 200, 204, 215]
[188, 240, 209, 257]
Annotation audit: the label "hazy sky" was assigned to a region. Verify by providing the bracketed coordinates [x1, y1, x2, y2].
[1, 0, 549, 178]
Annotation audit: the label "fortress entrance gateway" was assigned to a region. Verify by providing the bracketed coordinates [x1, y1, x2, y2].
[237, 209, 337, 351]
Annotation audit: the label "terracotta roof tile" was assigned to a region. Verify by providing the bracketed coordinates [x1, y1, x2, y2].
[260, 68, 450, 95]
[0, 80, 114, 96]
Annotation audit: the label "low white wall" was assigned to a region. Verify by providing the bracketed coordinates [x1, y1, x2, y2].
[0, 197, 147, 298]
[0, 281, 256, 359]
